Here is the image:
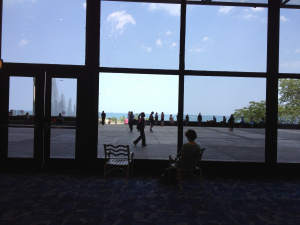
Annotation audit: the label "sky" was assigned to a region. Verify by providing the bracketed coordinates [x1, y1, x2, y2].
[3, 0, 300, 116]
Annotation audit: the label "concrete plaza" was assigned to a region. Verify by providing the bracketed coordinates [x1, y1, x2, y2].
[7, 124, 300, 163]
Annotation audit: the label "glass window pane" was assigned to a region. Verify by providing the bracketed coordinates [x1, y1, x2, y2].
[9, 77, 34, 116]
[8, 76, 35, 158]
[8, 127, 34, 158]
[50, 78, 77, 159]
[279, 9, 300, 73]
[2, 0, 86, 65]
[98, 73, 179, 159]
[50, 129, 76, 159]
[278, 78, 300, 163]
[186, 5, 267, 72]
[51, 78, 77, 117]
[100, 2, 180, 69]
[184, 76, 266, 162]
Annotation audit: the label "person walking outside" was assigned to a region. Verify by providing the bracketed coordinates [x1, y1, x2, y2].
[101, 111, 106, 125]
[133, 112, 147, 147]
[129, 111, 134, 132]
[185, 114, 189, 126]
[169, 114, 174, 125]
[228, 114, 235, 131]
[161, 112, 165, 126]
[155, 112, 159, 125]
[149, 111, 154, 132]
[197, 113, 202, 126]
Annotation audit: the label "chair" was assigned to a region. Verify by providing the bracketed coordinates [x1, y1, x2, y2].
[168, 148, 205, 190]
[103, 144, 134, 184]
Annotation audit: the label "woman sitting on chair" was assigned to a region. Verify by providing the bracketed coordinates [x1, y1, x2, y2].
[175, 129, 201, 169]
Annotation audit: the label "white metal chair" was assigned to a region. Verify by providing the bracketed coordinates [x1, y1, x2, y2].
[103, 144, 134, 184]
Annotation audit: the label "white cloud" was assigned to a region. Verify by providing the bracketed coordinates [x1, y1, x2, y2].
[189, 46, 203, 53]
[19, 38, 30, 46]
[242, 13, 256, 19]
[83, 3, 86, 10]
[166, 30, 172, 35]
[148, 4, 180, 16]
[202, 37, 210, 42]
[142, 45, 152, 52]
[295, 48, 300, 54]
[156, 39, 163, 46]
[218, 6, 234, 14]
[107, 11, 136, 34]
[171, 42, 177, 48]
[280, 15, 290, 22]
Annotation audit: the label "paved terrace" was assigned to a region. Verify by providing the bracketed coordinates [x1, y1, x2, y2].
[7, 124, 300, 163]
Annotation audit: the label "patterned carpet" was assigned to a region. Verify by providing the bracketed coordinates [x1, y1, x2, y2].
[0, 170, 300, 225]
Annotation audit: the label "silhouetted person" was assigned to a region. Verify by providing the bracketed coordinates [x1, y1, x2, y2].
[222, 116, 226, 127]
[169, 114, 174, 125]
[129, 111, 134, 132]
[24, 112, 30, 123]
[133, 112, 147, 147]
[228, 114, 234, 131]
[213, 115, 216, 123]
[155, 112, 158, 125]
[161, 112, 165, 126]
[174, 129, 201, 168]
[149, 111, 154, 132]
[159, 129, 203, 184]
[56, 113, 64, 124]
[185, 114, 189, 126]
[197, 113, 202, 126]
[101, 111, 106, 125]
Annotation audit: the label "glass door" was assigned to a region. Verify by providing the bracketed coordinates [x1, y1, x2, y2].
[8, 76, 35, 158]
[44, 76, 78, 160]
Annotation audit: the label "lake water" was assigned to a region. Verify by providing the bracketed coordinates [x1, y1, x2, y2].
[99, 112, 231, 122]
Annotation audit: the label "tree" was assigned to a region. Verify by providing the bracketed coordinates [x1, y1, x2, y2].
[67, 98, 72, 116]
[234, 101, 266, 123]
[278, 79, 300, 124]
[58, 93, 66, 114]
[233, 79, 300, 124]
[51, 79, 59, 116]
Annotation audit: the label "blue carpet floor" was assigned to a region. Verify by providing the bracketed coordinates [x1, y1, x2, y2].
[0, 170, 300, 225]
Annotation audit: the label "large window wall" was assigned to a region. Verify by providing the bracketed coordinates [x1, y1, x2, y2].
[1, 0, 300, 165]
